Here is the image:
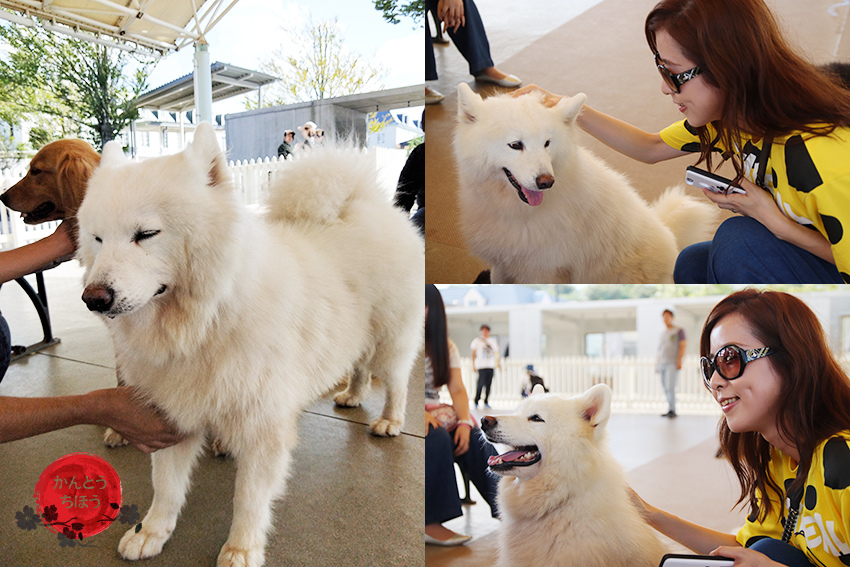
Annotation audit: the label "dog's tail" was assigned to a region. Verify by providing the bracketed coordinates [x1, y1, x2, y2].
[264, 144, 382, 225]
[652, 185, 721, 251]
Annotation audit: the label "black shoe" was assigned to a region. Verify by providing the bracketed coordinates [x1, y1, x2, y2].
[669, 411, 677, 418]
[661, 411, 672, 418]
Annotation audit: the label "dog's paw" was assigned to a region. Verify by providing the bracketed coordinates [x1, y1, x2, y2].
[370, 417, 402, 437]
[103, 427, 130, 448]
[217, 542, 265, 567]
[118, 524, 170, 560]
[333, 390, 363, 408]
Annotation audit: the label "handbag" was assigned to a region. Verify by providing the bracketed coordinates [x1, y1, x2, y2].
[425, 403, 478, 432]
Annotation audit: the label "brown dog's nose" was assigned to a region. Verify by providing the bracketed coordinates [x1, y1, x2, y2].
[536, 174, 554, 190]
[480, 416, 496, 430]
[82, 285, 114, 313]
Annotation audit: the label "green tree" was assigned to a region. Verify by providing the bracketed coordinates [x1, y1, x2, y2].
[0, 23, 153, 149]
[248, 17, 386, 108]
[373, 0, 424, 26]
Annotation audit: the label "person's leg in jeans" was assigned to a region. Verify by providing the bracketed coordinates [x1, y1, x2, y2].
[425, 0, 438, 81]
[481, 368, 494, 406]
[0, 311, 10, 383]
[425, 425, 463, 525]
[707, 217, 844, 283]
[674, 241, 710, 283]
[454, 428, 500, 518]
[747, 538, 812, 566]
[474, 369, 486, 406]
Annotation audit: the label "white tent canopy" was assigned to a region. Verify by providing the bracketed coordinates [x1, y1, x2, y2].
[0, 1, 244, 121]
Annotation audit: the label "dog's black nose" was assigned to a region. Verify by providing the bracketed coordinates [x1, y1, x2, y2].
[480, 416, 496, 431]
[536, 174, 554, 190]
[82, 285, 114, 313]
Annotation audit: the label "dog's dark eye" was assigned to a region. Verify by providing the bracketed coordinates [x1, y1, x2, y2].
[528, 414, 545, 422]
[544, 140, 551, 148]
[508, 141, 524, 151]
[133, 229, 160, 243]
[29, 167, 41, 176]
[94, 236, 102, 243]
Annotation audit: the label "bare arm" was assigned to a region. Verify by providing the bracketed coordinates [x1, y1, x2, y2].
[0, 221, 76, 283]
[631, 489, 740, 554]
[677, 338, 686, 371]
[0, 387, 184, 453]
[446, 366, 472, 456]
[512, 84, 689, 164]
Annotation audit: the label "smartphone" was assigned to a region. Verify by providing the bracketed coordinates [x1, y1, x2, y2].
[659, 554, 735, 567]
[685, 166, 746, 195]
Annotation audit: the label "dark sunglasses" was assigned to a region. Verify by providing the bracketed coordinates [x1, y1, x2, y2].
[655, 52, 701, 93]
[700, 345, 775, 390]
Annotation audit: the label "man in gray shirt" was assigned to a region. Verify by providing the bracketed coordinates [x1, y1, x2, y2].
[656, 309, 686, 418]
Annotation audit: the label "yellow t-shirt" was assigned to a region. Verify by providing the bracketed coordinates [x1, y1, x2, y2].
[661, 120, 850, 282]
[736, 435, 850, 565]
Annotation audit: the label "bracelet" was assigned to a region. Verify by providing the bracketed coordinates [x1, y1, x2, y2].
[457, 419, 474, 429]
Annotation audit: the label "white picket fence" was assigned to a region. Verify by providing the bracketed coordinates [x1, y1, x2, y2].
[444, 355, 723, 415]
[0, 145, 409, 248]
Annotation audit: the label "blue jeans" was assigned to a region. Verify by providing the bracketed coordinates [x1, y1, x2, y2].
[425, 0, 494, 80]
[658, 363, 678, 414]
[748, 538, 813, 566]
[674, 216, 845, 283]
[0, 310, 10, 383]
[425, 425, 499, 525]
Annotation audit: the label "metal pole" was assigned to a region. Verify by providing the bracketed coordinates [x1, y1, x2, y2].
[194, 41, 213, 124]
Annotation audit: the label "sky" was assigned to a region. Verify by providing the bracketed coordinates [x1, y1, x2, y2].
[144, 0, 424, 115]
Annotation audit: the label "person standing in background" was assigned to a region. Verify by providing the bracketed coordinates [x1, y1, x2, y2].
[470, 324, 500, 409]
[657, 309, 686, 418]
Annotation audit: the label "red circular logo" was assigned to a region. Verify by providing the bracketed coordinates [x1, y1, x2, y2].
[33, 453, 122, 540]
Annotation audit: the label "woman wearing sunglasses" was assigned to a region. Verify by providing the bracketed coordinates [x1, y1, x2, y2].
[514, 0, 850, 284]
[633, 289, 850, 566]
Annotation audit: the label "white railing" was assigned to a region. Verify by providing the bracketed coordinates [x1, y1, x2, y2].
[0, 146, 409, 248]
[444, 354, 850, 414]
[443, 355, 720, 415]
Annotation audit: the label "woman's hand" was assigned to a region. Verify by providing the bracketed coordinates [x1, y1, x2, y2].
[437, 0, 465, 32]
[100, 387, 185, 453]
[453, 425, 471, 456]
[710, 546, 783, 566]
[512, 84, 564, 108]
[426, 411, 442, 431]
[701, 177, 779, 225]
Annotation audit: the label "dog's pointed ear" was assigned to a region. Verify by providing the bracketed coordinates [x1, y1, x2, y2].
[100, 141, 127, 168]
[553, 93, 587, 123]
[580, 383, 612, 429]
[189, 122, 229, 189]
[457, 82, 482, 124]
[531, 383, 546, 396]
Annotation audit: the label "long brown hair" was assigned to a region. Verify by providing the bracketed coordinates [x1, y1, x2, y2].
[646, 0, 850, 180]
[425, 284, 451, 389]
[701, 289, 850, 522]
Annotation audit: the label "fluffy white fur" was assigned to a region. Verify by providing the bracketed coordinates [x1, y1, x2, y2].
[454, 83, 719, 283]
[481, 384, 665, 567]
[76, 123, 424, 566]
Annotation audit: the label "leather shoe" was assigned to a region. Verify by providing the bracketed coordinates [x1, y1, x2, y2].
[474, 73, 522, 88]
[425, 533, 472, 546]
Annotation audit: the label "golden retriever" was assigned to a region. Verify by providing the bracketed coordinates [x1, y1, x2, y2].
[1, 138, 100, 224]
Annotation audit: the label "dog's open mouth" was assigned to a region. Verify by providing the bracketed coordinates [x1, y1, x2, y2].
[487, 445, 541, 470]
[22, 201, 57, 224]
[503, 168, 544, 207]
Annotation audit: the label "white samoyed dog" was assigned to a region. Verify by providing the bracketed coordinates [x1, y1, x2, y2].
[454, 83, 719, 283]
[481, 384, 665, 567]
[76, 123, 424, 566]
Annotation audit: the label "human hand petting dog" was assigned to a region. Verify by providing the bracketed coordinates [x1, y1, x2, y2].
[512, 84, 564, 107]
[95, 387, 185, 454]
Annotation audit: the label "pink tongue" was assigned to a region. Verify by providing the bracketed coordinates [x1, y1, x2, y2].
[522, 187, 544, 207]
[488, 450, 529, 466]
